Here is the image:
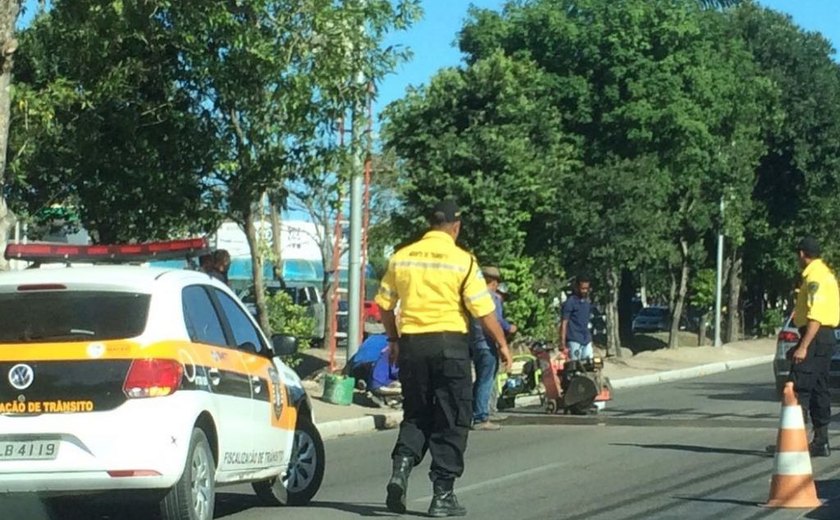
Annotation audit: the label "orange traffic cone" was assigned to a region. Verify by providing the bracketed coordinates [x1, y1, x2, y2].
[764, 382, 822, 508]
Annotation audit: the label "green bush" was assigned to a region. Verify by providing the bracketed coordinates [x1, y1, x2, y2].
[499, 257, 557, 342]
[265, 290, 315, 367]
[758, 307, 785, 338]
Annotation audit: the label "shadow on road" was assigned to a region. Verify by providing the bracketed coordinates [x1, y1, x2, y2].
[676, 381, 779, 403]
[215, 492, 263, 517]
[503, 411, 778, 430]
[0, 494, 160, 520]
[803, 480, 840, 519]
[216, 493, 399, 518]
[2, 492, 401, 520]
[300, 500, 402, 517]
[611, 442, 772, 458]
[605, 405, 777, 421]
[673, 495, 759, 507]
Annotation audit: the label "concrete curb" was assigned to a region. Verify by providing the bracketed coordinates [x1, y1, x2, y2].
[317, 411, 403, 440]
[608, 354, 774, 390]
[316, 354, 775, 438]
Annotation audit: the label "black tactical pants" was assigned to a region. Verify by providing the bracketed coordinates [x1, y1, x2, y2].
[789, 326, 834, 429]
[392, 332, 472, 483]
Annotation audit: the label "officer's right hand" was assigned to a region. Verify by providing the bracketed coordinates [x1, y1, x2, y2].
[499, 344, 513, 374]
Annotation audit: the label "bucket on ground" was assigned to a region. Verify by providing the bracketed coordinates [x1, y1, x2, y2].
[322, 373, 355, 406]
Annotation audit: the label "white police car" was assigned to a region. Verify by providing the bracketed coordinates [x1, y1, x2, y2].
[0, 239, 325, 520]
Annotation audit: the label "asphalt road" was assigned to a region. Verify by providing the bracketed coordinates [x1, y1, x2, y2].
[6, 364, 840, 520]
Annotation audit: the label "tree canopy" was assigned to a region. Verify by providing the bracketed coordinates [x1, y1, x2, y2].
[382, 0, 840, 350]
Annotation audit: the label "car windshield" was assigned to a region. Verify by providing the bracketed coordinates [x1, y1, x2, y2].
[639, 307, 667, 317]
[0, 290, 151, 343]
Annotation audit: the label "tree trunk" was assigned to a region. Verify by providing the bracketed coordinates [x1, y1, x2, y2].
[698, 312, 708, 346]
[269, 195, 283, 280]
[605, 267, 622, 358]
[244, 212, 271, 334]
[0, 1, 21, 271]
[0, 197, 13, 271]
[668, 270, 677, 311]
[668, 239, 690, 349]
[618, 269, 634, 345]
[640, 272, 648, 308]
[726, 250, 743, 343]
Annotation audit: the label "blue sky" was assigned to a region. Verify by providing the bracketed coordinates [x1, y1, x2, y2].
[375, 0, 840, 112]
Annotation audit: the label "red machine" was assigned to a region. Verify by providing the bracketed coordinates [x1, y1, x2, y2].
[529, 340, 612, 415]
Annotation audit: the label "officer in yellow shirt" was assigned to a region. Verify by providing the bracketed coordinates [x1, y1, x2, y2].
[376, 198, 512, 517]
[790, 236, 839, 457]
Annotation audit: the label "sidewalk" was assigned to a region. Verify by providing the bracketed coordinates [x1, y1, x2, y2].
[304, 338, 776, 440]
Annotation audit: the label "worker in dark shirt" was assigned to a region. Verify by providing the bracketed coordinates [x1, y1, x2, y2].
[560, 275, 593, 361]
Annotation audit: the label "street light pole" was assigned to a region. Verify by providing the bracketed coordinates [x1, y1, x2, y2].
[346, 0, 367, 361]
[347, 79, 365, 361]
[714, 195, 725, 347]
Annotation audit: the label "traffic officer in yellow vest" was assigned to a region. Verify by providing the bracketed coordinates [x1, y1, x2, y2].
[790, 236, 839, 457]
[376, 198, 513, 517]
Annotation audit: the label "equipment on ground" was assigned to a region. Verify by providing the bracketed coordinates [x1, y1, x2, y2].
[528, 340, 612, 415]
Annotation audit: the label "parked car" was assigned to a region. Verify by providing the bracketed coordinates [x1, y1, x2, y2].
[240, 281, 326, 344]
[631, 306, 670, 333]
[631, 306, 693, 334]
[0, 240, 325, 520]
[772, 313, 840, 395]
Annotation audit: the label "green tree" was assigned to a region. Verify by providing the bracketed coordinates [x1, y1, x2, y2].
[732, 2, 840, 332]
[9, 1, 221, 243]
[157, 0, 419, 332]
[382, 51, 576, 264]
[458, 0, 772, 350]
[689, 268, 716, 345]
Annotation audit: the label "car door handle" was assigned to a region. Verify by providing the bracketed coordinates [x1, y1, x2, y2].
[208, 368, 221, 387]
[250, 375, 262, 395]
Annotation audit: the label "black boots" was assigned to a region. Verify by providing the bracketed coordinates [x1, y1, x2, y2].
[386, 461, 467, 517]
[428, 480, 467, 518]
[386, 456, 414, 514]
[810, 425, 831, 457]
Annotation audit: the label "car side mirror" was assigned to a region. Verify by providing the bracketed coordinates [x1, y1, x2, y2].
[271, 334, 298, 356]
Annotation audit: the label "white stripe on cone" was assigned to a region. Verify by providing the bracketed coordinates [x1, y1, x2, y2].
[779, 405, 805, 429]
[774, 452, 815, 476]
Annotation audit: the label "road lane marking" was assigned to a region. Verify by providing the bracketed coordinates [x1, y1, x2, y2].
[504, 414, 780, 429]
[412, 462, 567, 503]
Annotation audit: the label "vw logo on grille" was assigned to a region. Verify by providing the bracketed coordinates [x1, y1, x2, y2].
[8, 364, 34, 391]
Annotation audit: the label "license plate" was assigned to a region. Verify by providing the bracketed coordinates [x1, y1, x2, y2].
[0, 440, 59, 461]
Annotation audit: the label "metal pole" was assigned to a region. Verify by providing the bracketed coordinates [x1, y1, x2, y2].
[714, 195, 725, 347]
[347, 78, 365, 361]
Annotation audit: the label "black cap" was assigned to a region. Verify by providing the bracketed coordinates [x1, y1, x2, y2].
[429, 198, 462, 224]
[796, 236, 821, 257]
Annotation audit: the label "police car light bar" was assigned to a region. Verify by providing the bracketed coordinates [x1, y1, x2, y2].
[4, 238, 210, 264]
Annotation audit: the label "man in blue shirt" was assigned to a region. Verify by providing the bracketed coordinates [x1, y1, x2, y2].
[560, 275, 593, 361]
[470, 267, 516, 431]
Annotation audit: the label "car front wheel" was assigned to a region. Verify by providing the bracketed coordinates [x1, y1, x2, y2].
[160, 428, 216, 520]
[252, 415, 325, 506]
